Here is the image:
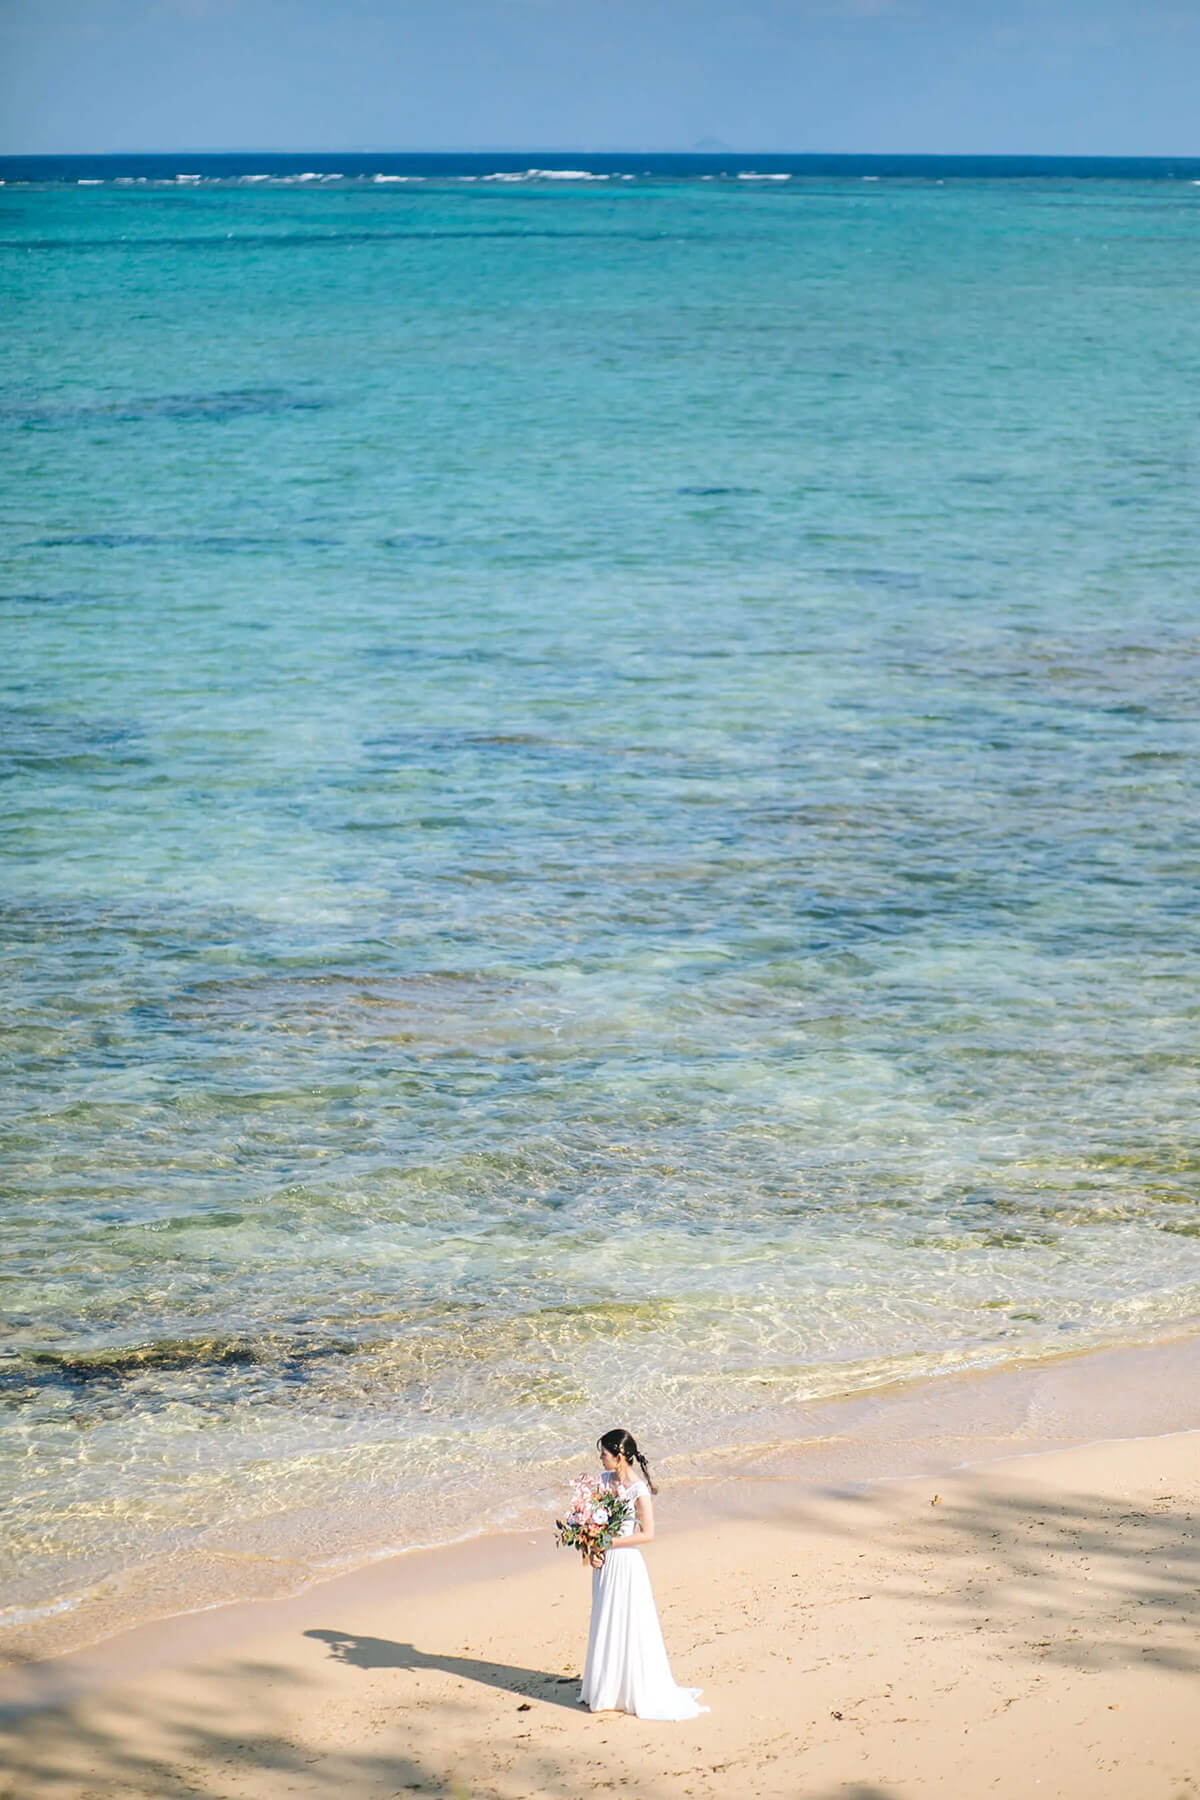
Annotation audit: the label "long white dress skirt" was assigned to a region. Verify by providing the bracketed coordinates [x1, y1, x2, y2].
[580, 1547, 707, 1720]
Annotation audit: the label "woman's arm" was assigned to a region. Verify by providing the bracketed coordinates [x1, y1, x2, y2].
[607, 1491, 655, 1549]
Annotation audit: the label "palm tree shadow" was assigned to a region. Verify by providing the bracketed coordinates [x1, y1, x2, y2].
[304, 1630, 583, 1710]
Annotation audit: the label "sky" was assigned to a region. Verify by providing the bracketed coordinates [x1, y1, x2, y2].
[0, 0, 1197, 157]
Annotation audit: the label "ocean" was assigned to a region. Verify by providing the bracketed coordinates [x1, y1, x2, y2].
[3, 151, 1200, 1654]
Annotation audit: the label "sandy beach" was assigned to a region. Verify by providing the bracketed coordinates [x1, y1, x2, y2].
[4, 1372, 1199, 1800]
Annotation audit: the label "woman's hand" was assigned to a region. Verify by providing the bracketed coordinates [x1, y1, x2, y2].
[588, 1548, 606, 1569]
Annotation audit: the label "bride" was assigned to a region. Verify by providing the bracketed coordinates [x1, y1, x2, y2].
[579, 1428, 708, 1720]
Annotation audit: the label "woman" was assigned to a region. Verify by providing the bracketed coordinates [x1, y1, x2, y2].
[579, 1427, 708, 1720]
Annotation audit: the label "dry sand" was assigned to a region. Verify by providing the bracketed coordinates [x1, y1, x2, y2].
[3, 1425, 1198, 1800]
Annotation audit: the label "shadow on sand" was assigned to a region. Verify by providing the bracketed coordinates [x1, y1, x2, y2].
[755, 1469, 1200, 1678]
[305, 1626, 583, 1708]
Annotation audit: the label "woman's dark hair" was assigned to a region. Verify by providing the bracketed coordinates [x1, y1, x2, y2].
[598, 1427, 658, 1494]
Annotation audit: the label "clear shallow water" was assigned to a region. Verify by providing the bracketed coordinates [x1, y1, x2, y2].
[3, 157, 1200, 1647]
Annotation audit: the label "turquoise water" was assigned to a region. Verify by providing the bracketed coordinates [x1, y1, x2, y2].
[3, 164, 1200, 1645]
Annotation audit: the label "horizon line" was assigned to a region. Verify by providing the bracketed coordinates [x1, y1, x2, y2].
[3, 146, 1199, 161]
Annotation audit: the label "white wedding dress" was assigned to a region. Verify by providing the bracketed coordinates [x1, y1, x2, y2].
[579, 1473, 708, 1720]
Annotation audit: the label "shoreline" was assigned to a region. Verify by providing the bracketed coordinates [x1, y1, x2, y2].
[5, 1326, 1200, 1711]
[4, 1418, 1199, 1798]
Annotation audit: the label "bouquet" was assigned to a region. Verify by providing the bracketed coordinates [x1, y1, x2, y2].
[555, 1475, 633, 1566]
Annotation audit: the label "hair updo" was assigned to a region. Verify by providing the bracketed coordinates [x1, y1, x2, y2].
[598, 1427, 658, 1494]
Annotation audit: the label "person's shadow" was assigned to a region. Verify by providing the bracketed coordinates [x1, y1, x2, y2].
[304, 1630, 583, 1710]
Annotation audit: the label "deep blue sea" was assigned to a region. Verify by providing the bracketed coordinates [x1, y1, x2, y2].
[3, 152, 1200, 1651]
